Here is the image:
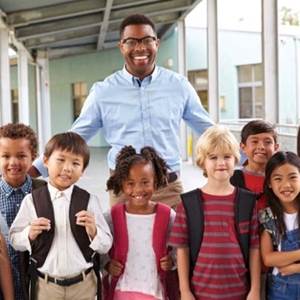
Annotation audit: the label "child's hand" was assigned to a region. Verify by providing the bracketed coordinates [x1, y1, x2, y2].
[160, 254, 173, 271]
[180, 290, 196, 300]
[28, 218, 51, 241]
[279, 263, 300, 276]
[107, 259, 123, 277]
[246, 288, 260, 300]
[76, 210, 97, 239]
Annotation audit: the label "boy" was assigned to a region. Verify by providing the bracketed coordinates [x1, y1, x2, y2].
[230, 120, 279, 212]
[10, 132, 112, 300]
[0, 123, 43, 300]
[169, 125, 260, 300]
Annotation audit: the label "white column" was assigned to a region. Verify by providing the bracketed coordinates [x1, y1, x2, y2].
[0, 28, 12, 124]
[177, 19, 188, 161]
[18, 49, 30, 124]
[207, 0, 219, 122]
[36, 51, 51, 149]
[295, 37, 300, 124]
[262, 0, 279, 123]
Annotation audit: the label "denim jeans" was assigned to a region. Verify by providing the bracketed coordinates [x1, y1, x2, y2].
[268, 228, 300, 300]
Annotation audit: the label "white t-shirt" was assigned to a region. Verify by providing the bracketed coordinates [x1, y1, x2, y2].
[115, 212, 164, 299]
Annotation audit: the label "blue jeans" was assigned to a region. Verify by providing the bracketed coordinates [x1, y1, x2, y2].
[268, 228, 300, 300]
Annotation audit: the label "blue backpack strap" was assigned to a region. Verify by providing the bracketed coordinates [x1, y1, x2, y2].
[180, 189, 203, 277]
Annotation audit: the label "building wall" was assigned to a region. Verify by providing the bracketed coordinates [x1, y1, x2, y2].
[186, 26, 299, 123]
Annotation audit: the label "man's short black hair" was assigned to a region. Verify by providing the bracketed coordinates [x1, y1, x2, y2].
[120, 14, 156, 38]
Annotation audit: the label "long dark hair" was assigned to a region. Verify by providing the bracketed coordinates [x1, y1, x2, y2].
[264, 151, 300, 235]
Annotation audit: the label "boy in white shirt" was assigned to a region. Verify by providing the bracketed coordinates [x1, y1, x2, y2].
[10, 132, 112, 300]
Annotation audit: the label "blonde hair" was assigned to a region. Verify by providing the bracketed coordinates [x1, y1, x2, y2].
[195, 125, 240, 176]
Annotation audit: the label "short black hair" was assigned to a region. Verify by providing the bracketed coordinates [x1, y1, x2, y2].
[241, 120, 277, 144]
[120, 14, 156, 38]
[44, 132, 90, 170]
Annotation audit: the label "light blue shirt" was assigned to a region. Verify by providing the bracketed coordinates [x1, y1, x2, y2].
[34, 66, 213, 176]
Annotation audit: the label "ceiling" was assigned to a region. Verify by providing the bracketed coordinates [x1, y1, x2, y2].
[0, 0, 201, 59]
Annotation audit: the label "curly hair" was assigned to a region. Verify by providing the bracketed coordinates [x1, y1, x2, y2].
[107, 145, 168, 195]
[0, 123, 38, 159]
[44, 132, 90, 170]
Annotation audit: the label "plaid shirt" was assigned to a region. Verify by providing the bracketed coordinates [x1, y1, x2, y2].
[0, 175, 32, 300]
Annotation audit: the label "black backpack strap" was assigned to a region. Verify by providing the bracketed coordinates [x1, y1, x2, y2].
[230, 169, 245, 189]
[181, 189, 203, 277]
[234, 188, 257, 269]
[31, 178, 47, 190]
[28, 257, 38, 300]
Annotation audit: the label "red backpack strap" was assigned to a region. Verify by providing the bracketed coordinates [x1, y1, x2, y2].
[105, 203, 128, 300]
[110, 203, 128, 266]
[152, 203, 171, 274]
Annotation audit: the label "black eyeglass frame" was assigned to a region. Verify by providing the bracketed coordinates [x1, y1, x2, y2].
[121, 36, 158, 47]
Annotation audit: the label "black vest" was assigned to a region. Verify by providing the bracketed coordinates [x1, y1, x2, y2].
[181, 187, 257, 276]
[31, 185, 94, 268]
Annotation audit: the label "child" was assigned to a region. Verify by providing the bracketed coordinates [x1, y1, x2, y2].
[0, 232, 14, 300]
[0, 123, 43, 300]
[105, 145, 176, 300]
[169, 125, 260, 300]
[260, 151, 300, 299]
[231, 120, 279, 212]
[10, 132, 112, 300]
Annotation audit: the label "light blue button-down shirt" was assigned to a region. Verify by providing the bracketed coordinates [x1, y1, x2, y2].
[34, 66, 213, 176]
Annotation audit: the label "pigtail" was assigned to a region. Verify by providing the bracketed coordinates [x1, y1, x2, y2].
[116, 145, 137, 165]
[141, 147, 169, 189]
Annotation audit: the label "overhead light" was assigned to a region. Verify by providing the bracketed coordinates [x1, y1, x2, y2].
[9, 47, 17, 58]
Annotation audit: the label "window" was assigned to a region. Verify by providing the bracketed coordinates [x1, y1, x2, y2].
[11, 89, 18, 123]
[238, 63, 263, 118]
[72, 82, 87, 121]
[188, 70, 208, 111]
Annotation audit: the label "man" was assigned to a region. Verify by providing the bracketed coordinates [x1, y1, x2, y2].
[30, 14, 213, 208]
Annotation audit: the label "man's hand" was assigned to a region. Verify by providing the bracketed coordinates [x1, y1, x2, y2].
[107, 259, 123, 277]
[76, 210, 97, 239]
[160, 254, 173, 271]
[29, 218, 51, 241]
[27, 166, 41, 178]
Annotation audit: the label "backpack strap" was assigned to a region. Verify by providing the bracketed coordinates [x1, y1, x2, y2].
[234, 187, 257, 269]
[180, 189, 203, 276]
[152, 203, 171, 275]
[230, 169, 246, 189]
[31, 178, 47, 190]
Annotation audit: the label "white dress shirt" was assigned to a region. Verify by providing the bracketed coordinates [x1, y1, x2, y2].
[10, 183, 112, 277]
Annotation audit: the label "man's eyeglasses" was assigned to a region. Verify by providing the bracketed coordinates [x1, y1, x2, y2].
[121, 36, 157, 48]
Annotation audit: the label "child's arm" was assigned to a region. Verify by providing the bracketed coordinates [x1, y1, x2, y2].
[261, 230, 300, 267]
[77, 194, 112, 254]
[0, 233, 14, 300]
[278, 263, 300, 276]
[9, 194, 41, 252]
[246, 248, 260, 300]
[177, 247, 195, 300]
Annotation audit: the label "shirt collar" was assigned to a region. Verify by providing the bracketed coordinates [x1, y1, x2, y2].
[0, 175, 32, 197]
[122, 65, 159, 86]
[47, 182, 74, 202]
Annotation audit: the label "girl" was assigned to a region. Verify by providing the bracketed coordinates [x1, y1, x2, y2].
[105, 145, 176, 300]
[260, 151, 300, 299]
